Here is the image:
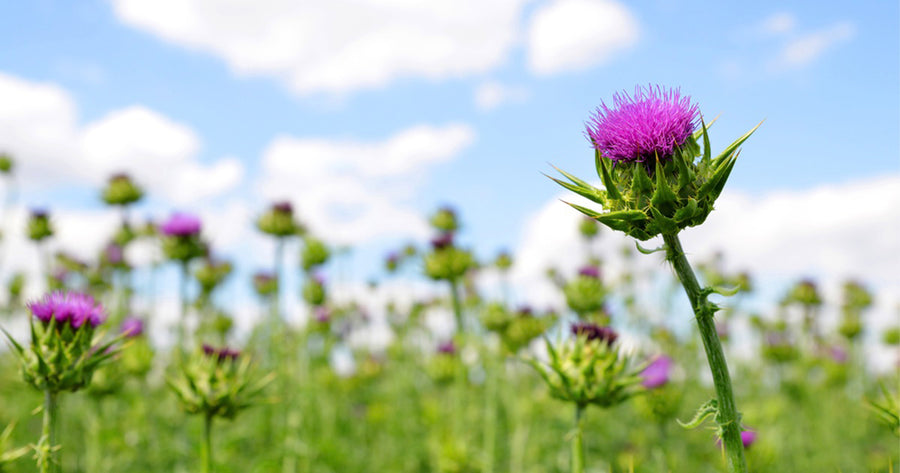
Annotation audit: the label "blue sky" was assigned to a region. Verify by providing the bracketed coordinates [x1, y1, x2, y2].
[0, 0, 897, 329]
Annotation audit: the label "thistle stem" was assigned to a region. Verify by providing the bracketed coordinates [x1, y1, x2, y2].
[201, 413, 213, 473]
[571, 404, 585, 473]
[41, 390, 59, 473]
[662, 233, 747, 473]
[449, 279, 463, 334]
[178, 261, 189, 348]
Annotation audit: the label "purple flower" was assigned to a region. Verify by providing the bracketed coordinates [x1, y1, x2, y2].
[571, 322, 617, 346]
[741, 430, 757, 448]
[105, 243, 124, 264]
[828, 346, 848, 364]
[315, 306, 331, 324]
[202, 344, 241, 362]
[26, 291, 106, 329]
[586, 85, 699, 164]
[437, 340, 456, 355]
[160, 212, 202, 237]
[120, 317, 144, 337]
[430, 233, 454, 250]
[716, 430, 757, 449]
[578, 265, 600, 279]
[272, 201, 293, 214]
[641, 355, 674, 389]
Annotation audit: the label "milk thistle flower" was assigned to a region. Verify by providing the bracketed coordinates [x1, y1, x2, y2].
[641, 355, 674, 389]
[3, 291, 119, 473]
[168, 345, 272, 473]
[550, 84, 761, 473]
[528, 322, 644, 473]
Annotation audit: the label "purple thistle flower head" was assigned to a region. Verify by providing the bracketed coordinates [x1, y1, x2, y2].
[828, 345, 848, 364]
[120, 317, 144, 337]
[272, 201, 293, 214]
[105, 243, 124, 265]
[431, 232, 454, 250]
[160, 212, 202, 237]
[437, 340, 456, 355]
[741, 430, 757, 448]
[641, 355, 674, 389]
[578, 265, 601, 279]
[30, 208, 49, 219]
[315, 306, 331, 324]
[586, 85, 699, 164]
[571, 322, 618, 346]
[26, 291, 106, 329]
[202, 344, 240, 362]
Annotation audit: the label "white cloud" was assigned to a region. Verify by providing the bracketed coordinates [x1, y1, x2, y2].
[527, 0, 638, 75]
[474, 81, 530, 111]
[759, 12, 795, 36]
[258, 124, 475, 244]
[110, 0, 528, 96]
[773, 21, 855, 69]
[512, 174, 900, 354]
[0, 72, 242, 204]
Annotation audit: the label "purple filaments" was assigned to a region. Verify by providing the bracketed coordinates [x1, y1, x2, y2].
[202, 344, 240, 362]
[431, 233, 454, 250]
[571, 322, 618, 346]
[437, 340, 456, 355]
[105, 243, 124, 264]
[27, 291, 106, 329]
[160, 212, 202, 237]
[120, 317, 144, 337]
[585, 85, 699, 164]
[578, 266, 601, 279]
[641, 355, 674, 389]
[272, 201, 293, 214]
[315, 307, 331, 324]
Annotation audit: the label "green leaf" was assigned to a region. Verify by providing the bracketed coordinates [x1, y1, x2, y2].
[678, 399, 719, 429]
[673, 198, 700, 223]
[634, 241, 664, 255]
[700, 115, 712, 165]
[711, 120, 762, 167]
[631, 163, 652, 195]
[596, 153, 623, 200]
[545, 174, 606, 206]
[651, 159, 679, 217]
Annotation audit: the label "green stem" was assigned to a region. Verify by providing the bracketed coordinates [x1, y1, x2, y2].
[201, 413, 213, 473]
[482, 353, 497, 473]
[449, 279, 463, 334]
[571, 404, 585, 473]
[41, 390, 59, 473]
[663, 233, 747, 473]
[178, 261, 189, 348]
[273, 237, 285, 325]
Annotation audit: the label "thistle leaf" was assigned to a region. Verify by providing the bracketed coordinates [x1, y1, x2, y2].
[596, 154, 623, 200]
[678, 399, 719, 429]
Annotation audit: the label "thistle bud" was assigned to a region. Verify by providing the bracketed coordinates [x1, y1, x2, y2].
[27, 209, 53, 242]
[194, 258, 233, 294]
[101, 173, 144, 206]
[256, 201, 301, 237]
[529, 323, 643, 408]
[429, 206, 459, 233]
[563, 267, 607, 318]
[302, 274, 327, 307]
[424, 245, 475, 282]
[252, 271, 278, 298]
[301, 237, 331, 272]
[168, 345, 271, 420]
[0, 153, 13, 174]
[160, 213, 206, 262]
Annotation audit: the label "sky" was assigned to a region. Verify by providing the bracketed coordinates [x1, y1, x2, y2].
[0, 0, 897, 350]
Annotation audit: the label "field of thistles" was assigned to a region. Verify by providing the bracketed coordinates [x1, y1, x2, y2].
[0, 84, 897, 473]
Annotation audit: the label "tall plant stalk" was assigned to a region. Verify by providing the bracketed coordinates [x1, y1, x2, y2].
[41, 390, 59, 473]
[663, 233, 747, 473]
[571, 404, 585, 473]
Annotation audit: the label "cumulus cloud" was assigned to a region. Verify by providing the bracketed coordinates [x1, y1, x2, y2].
[110, 0, 528, 96]
[0, 72, 242, 204]
[772, 21, 855, 70]
[474, 81, 530, 111]
[258, 124, 475, 244]
[527, 0, 639, 75]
